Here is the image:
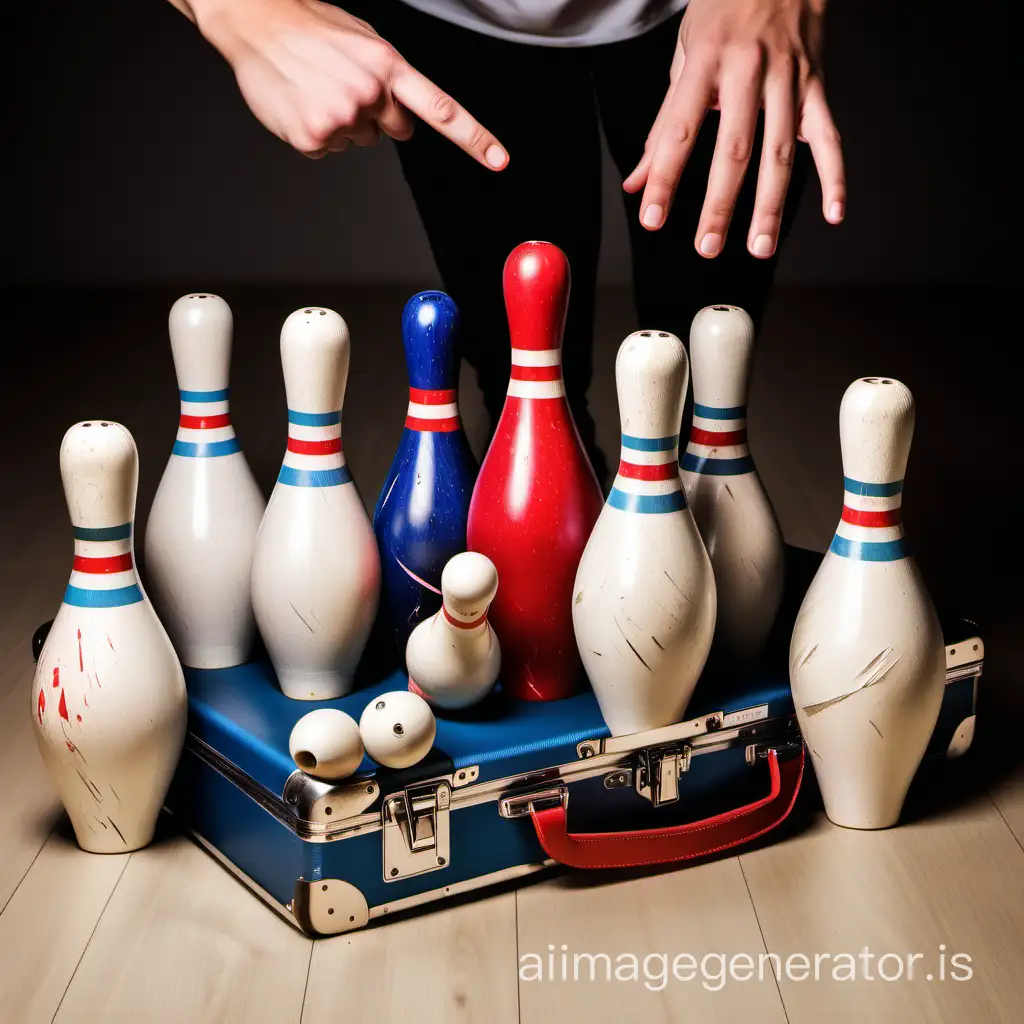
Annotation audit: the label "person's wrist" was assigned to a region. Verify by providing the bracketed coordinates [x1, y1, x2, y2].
[192, 0, 285, 61]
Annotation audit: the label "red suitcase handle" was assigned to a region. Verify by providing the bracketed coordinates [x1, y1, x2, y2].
[529, 745, 805, 870]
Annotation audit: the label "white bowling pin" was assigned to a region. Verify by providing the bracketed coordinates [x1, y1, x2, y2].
[406, 552, 501, 709]
[680, 305, 785, 671]
[289, 709, 364, 780]
[32, 421, 187, 853]
[789, 377, 945, 829]
[144, 293, 265, 669]
[573, 331, 717, 736]
[250, 307, 381, 700]
[359, 691, 436, 769]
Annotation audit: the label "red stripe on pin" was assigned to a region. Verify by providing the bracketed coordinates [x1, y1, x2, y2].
[443, 606, 487, 630]
[618, 460, 678, 481]
[287, 436, 342, 455]
[842, 506, 902, 527]
[179, 414, 231, 430]
[73, 553, 133, 574]
[510, 364, 562, 382]
[409, 388, 458, 405]
[405, 416, 462, 432]
[689, 427, 747, 447]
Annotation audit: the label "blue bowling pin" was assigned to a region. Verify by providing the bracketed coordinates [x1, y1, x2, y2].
[373, 292, 478, 659]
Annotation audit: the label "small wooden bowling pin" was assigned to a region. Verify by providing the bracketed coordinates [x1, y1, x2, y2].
[467, 242, 604, 701]
[790, 377, 945, 829]
[250, 307, 381, 700]
[574, 331, 717, 736]
[680, 305, 784, 672]
[32, 421, 187, 852]
[406, 552, 500, 709]
[374, 291, 478, 657]
[145, 293, 265, 669]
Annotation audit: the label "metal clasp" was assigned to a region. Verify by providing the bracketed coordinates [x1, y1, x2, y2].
[498, 786, 567, 819]
[382, 781, 451, 882]
[636, 744, 692, 807]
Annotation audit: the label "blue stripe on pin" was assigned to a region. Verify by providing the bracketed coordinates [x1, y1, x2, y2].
[73, 524, 131, 541]
[607, 488, 687, 514]
[179, 388, 230, 403]
[288, 410, 341, 427]
[620, 433, 678, 452]
[843, 477, 903, 497]
[278, 465, 352, 488]
[680, 453, 755, 475]
[693, 403, 746, 419]
[829, 535, 907, 561]
[173, 438, 241, 458]
[63, 584, 144, 608]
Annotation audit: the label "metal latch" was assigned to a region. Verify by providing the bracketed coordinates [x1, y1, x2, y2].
[636, 745, 691, 807]
[498, 787, 567, 819]
[745, 738, 803, 765]
[382, 780, 450, 882]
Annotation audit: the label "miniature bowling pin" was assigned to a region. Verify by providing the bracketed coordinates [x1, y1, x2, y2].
[250, 307, 381, 700]
[574, 331, 717, 736]
[789, 377, 945, 829]
[680, 305, 784, 672]
[32, 421, 187, 852]
[467, 241, 603, 701]
[144, 293, 265, 669]
[359, 691, 436, 769]
[406, 552, 500, 709]
[374, 292, 477, 657]
[289, 709, 364, 780]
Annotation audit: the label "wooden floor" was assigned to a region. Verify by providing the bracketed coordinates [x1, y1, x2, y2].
[1, 285, 1020, 1023]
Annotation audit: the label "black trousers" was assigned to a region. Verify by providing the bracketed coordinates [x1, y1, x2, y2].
[355, 2, 811, 483]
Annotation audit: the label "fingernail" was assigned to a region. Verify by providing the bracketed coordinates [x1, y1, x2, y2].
[828, 201, 844, 222]
[699, 233, 722, 257]
[642, 204, 664, 229]
[751, 234, 773, 258]
[485, 144, 507, 168]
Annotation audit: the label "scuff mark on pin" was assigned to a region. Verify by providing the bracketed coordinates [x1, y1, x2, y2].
[798, 644, 818, 667]
[290, 603, 315, 633]
[651, 636, 665, 651]
[108, 818, 128, 845]
[802, 647, 902, 716]
[870, 720, 884, 738]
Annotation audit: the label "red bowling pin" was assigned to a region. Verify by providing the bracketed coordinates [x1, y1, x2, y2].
[467, 242, 603, 700]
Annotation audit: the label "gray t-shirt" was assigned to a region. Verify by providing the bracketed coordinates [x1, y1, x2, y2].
[396, 1, 688, 47]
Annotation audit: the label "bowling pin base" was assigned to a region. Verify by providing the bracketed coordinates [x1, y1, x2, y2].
[71, 818, 158, 854]
[277, 669, 355, 702]
[178, 644, 252, 671]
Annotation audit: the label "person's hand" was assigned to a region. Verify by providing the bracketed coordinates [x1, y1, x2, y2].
[193, 0, 509, 166]
[623, 0, 844, 259]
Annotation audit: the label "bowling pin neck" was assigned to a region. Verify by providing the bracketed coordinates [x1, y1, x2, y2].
[503, 242, 570, 355]
[168, 293, 233, 396]
[442, 601, 489, 633]
[508, 345, 565, 400]
[406, 387, 462, 433]
[610, 431, 687, 514]
[829, 476, 906, 563]
[681, 403, 754, 477]
[174, 389, 239, 459]
[66, 521, 143, 608]
[279, 408, 350, 488]
[402, 291, 460, 391]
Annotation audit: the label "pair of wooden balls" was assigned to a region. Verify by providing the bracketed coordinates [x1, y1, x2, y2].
[288, 691, 436, 780]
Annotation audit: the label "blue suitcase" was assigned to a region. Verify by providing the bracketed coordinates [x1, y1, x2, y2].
[34, 548, 983, 937]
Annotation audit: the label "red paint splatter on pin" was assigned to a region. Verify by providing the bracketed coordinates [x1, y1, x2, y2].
[37, 689, 46, 724]
[52, 666, 60, 688]
[59, 690, 69, 722]
[83, 695, 89, 708]
[66, 740, 76, 753]
[76, 714, 82, 722]
[78, 629, 84, 671]
[106, 634, 114, 651]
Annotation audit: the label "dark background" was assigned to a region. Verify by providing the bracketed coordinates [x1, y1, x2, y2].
[3, 0, 1009, 288]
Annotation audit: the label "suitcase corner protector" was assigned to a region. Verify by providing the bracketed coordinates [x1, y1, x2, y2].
[291, 877, 369, 937]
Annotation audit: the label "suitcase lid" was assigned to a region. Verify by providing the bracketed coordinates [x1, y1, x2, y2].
[184, 659, 795, 799]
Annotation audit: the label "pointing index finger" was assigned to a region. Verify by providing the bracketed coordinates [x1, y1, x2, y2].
[391, 62, 508, 170]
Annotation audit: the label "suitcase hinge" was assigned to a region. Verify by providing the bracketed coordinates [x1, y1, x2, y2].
[636, 744, 692, 807]
[382, 780, 451, 882]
